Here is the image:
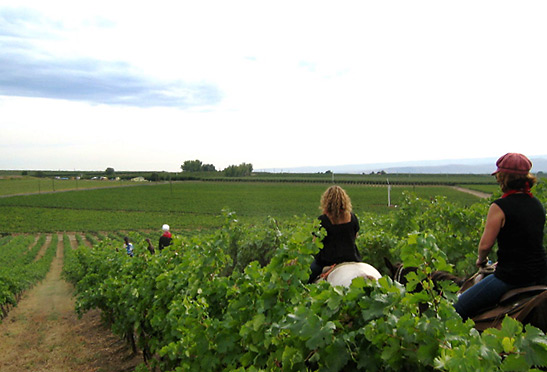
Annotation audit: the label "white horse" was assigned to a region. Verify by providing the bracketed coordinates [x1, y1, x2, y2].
[316, 262, 382, 287]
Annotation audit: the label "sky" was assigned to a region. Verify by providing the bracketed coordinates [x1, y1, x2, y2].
[1, 1, 546, 172]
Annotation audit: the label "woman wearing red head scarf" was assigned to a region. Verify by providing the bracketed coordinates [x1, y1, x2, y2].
[455, 153, 547, 319]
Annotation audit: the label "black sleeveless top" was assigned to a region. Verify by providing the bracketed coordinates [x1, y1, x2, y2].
[315, 213, 361, 266]
[493, 193, 547, 285]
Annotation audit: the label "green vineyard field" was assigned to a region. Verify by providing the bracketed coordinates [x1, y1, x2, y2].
[0, 234, 57, 319]
[57, 183, 547, 371]
[0, 181, 485, 233]
[1, 178, 546, 371]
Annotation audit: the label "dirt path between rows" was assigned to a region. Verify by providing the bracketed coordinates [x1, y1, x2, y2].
[451, 186, 491, 199]
[0, 234, 141, 372]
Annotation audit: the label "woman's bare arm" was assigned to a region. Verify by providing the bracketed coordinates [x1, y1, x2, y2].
[476, 203, 505, 266]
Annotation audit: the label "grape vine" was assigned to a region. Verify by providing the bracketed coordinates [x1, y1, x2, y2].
[63, 185, 547, 371]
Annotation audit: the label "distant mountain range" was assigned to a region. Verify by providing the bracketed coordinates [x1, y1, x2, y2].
[263, 156, 547, 174]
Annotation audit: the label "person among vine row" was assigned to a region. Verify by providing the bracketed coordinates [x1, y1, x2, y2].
[307, 185, 362, 283]
[158, 224, 172, 251]
[123, 236, 134, 257]
[455, 153, 547, 319]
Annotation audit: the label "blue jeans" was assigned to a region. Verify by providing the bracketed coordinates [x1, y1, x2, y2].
[454, 274, 517, 320]
[308, 259, 325, 284]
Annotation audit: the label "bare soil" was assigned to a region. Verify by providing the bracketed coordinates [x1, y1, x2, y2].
[0, 234, 142, 372]
[451, 186, 491, 199]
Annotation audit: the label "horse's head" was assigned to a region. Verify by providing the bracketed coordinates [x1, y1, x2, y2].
[384, 257, 465, 288]
[383, 257, 399, 278]
[383, 257, 416, 285]
[145, 238, 155, 254]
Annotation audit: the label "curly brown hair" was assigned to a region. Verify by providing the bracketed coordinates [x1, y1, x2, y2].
[320, 185, 352, 223]
[495, 172, 537, 193]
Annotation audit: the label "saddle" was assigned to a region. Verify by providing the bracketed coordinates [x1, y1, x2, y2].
[500, 285, 547, 303]
[471, 285, 547, 332]
[472, 287, 547, 331]
[458, 264, 547, 332]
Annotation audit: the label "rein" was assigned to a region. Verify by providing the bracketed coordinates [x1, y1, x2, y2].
[394, 264, 406, 284]
[319, 264, 337, 280]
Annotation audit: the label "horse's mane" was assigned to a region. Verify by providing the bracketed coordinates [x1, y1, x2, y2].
[430, 270, 466, 287]
[385, 258, 466, 287]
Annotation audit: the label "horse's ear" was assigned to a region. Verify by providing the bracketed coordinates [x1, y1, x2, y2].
[384, 257, 396, 275]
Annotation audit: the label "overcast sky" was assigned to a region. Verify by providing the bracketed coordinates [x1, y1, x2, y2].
[1, 1, 546, 172]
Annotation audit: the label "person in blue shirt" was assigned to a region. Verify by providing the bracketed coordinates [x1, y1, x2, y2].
[123, 236, 134, 257]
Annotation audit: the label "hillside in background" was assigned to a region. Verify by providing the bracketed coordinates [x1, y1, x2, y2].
[269, 156, 547, 174]
[2, 157, 546, 177]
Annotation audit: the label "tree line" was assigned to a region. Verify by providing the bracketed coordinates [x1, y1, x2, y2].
[181, 159, 253, 177]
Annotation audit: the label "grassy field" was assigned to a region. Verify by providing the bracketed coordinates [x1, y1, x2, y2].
[0, 176, 137, 196]
[0, 181, 488, 233]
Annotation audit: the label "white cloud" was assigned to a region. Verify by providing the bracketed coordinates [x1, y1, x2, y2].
[1, 1, 547, 171]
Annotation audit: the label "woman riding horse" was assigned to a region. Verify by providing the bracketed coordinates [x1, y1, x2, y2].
[454, 153, 547, 319]
[307, 185, 363, 284]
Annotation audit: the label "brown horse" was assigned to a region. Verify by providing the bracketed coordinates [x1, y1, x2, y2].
[384, 257, 466, 292]
[384, 258, 547, 333]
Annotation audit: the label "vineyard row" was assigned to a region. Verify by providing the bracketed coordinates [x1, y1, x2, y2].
[62, 186, 547, 372]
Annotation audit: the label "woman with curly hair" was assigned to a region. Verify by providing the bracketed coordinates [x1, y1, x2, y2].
[455, 153, 547, 319]
[308, 185, 362, 283]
